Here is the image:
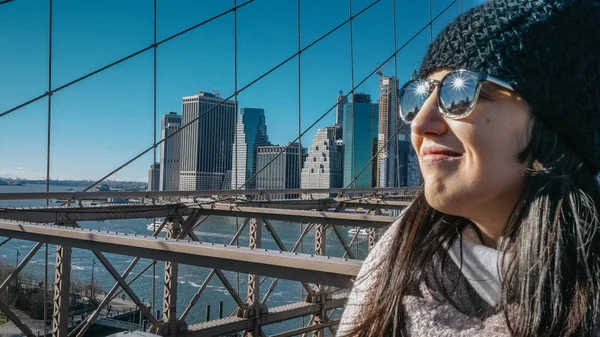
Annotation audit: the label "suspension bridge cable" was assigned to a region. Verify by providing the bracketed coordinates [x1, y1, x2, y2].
[392, 0, 402, 189]
[0, 0, 15, 5]
[0, 1, 254, 120]
[151, 0, 157, 319]
[70, 0, 381, 194]
[297, 0, 304, 326]
[349, 0, 356, 191]
[43, 0, 53, 334]
[233, 0, 241, 310]
[296, 0, 302, 219]
[429, 0, 433, 43]
[238, 0, 457, 191]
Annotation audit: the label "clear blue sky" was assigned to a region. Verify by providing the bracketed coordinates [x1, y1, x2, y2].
[0, 0, 482, 182]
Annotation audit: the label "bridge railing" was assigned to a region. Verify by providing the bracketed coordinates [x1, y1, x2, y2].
[0, 192, 412, 337]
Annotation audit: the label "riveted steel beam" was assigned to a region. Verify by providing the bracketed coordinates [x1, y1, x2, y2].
[0, 221, 360, 288]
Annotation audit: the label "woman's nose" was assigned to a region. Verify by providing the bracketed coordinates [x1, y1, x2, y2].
[410, 89, 448, 137]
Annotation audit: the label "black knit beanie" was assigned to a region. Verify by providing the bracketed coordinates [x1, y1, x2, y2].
[419, 0, 600, 173]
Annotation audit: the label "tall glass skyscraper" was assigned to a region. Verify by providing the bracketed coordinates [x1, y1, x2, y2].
[179, 92, 237, 191]
[343, 93, 379, 189]
[232, 108, 269, 189]
[159, 112, 182, 191]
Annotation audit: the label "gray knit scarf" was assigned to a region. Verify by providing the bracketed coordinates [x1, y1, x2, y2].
[338, 218, 510, 336]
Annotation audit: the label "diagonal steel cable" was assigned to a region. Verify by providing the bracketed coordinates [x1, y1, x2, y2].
[239, 0, 458, 192]
[64, 0, 381, 195]
[0, 0, 15, 5]
[0, 1, 254, 119]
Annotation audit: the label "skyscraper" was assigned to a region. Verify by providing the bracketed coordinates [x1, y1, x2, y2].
[405, 70, 422, 187]
[179, 92, 237, 191]
[256, 143, 306, 199]
[301, 126, 343, 199]
[335, 91, 348, 139]
[148, 162, 160, 191]
[343, 93, 379, 189]
[159, 112, 182, 191]
[231, 108, 269, 190]
[377, 76, 400, 188]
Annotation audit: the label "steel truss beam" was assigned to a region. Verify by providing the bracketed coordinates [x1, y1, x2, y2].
[238, 197, 411, 210]
[0, 221, 360, 288]
[0, 242, 43, 293]
[0, 187, 420, 201]
[244, 218, 263, 337]
[0, 203, 394, 228]
[163, 217, 180, 322]
[72, 214, 183, 336]
[179, 218, 251, 321]
[71, 256, 142, 337]
[271, 319, 341, 337]
[0, 203, 190, 223]
[188, 204, 391, 227]
[187, 292, 348, 336]
[0, 300, 34, 337]
[52, 245, 71, 337]
[0, 242, 38, 337]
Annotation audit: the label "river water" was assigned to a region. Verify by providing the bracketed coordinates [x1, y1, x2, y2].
[0, 184, 371, 335]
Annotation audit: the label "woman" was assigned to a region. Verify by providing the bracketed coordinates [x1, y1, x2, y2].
[338, 0, 600, 336]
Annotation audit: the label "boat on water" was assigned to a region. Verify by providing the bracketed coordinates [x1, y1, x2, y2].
[147, 221, 167, 233]
[348, 228, 369, 236]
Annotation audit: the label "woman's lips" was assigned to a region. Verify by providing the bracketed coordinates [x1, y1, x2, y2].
[421, 153, 462, 163]
[420, 146, 462, 163]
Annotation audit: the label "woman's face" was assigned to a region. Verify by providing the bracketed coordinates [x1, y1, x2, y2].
[411, 69, 530, 226]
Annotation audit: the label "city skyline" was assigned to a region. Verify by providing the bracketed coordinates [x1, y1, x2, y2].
[0, 0, 483, 182]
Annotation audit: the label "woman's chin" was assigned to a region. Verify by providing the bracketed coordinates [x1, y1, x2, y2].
[423, 185, 464, 216]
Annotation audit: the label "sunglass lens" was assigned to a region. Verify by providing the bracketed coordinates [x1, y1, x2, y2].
[399, 80, 432, 122]
[439, 71, 479, 117]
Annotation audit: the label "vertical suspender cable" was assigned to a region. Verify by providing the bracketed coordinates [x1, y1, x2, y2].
[349, 0, 356, 190]
[296, 0, 304, 328]
[348, 0, 360, 258]
[233, 0, 241, 305]
[44, 0, 53, 335]
[296, 0, 302, 203]
[152, 0, 157, 320]
[429, 0, 433, 43]
[392, 0, 401, 190]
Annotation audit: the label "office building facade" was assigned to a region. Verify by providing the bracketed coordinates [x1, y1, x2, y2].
[342, 93, 379, 189]
[256, 143, 306, 199]
[179, 92, 237, 191]
[231, 108, 269, 190]
[148, 162, 160, 191]
[377, 76, 400, 188]
[159, 112, 182, 191]
[301, 126, 343, 199]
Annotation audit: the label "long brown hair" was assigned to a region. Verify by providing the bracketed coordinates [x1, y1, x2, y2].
[343, 117, 600, 336]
